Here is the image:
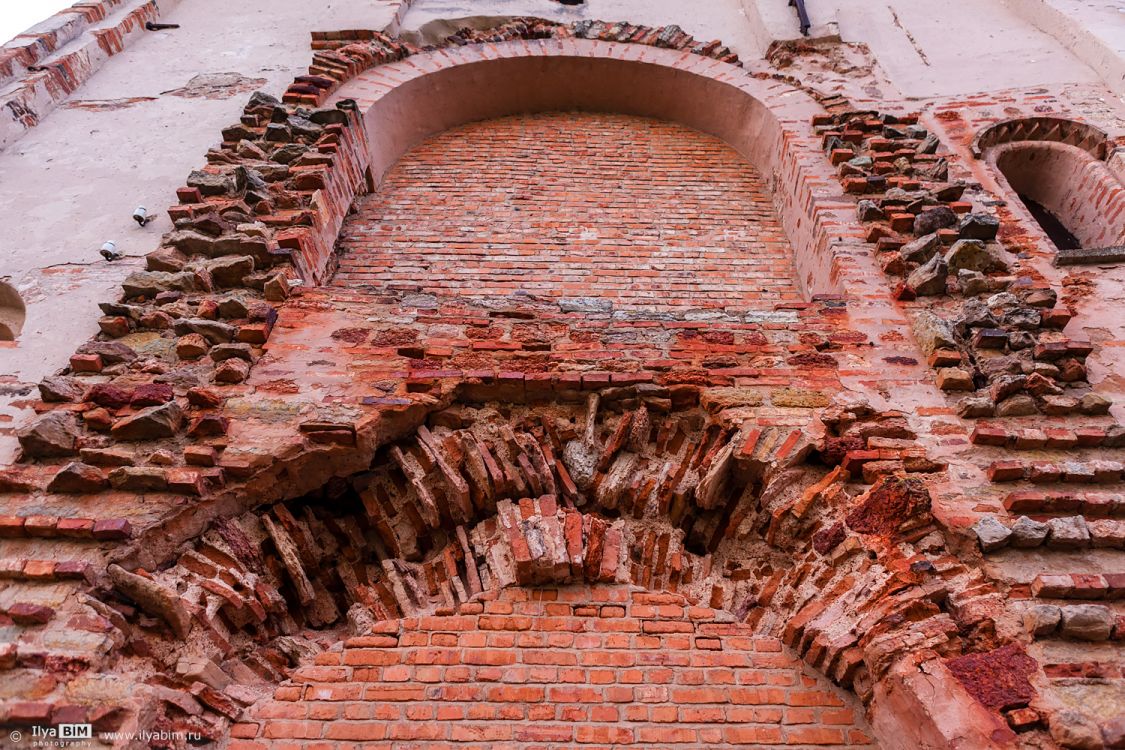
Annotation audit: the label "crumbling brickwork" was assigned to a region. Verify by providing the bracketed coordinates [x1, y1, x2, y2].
[0, 10, 1123, 750]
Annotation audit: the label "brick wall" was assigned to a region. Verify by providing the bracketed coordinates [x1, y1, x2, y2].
[236, 585, 875, 749]
[334, 112, 800, 311]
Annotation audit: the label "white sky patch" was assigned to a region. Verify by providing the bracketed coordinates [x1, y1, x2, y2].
[0, 1, 77, 47]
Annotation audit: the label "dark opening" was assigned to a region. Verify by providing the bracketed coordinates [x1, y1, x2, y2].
[1019, 194, 1081, 251]
[557, 0, 585, 5]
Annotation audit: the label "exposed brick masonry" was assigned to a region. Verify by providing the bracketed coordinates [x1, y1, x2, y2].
[236, 586, 874, 749]
[334, 112, 799, 310]
[3, 16, 1123, 749]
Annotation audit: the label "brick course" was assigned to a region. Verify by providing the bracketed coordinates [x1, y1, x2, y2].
[241, 585, 874, 749]
[334, 112, 799, 310]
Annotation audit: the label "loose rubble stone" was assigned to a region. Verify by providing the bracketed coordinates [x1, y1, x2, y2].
[174, 318, 236, 345]
[916, 133, 940, 155]
[87, 383, 133, 409]
[971, 515, 1011, 552]
[1059, 605, 1114, 641]
[176, 334, 210, 360]
[986, 292, 1020, 313]
[906, 254, 948, 295]
[1024, 288, 1058, 308]
[990, 374, 1026, 402]
[900, 232, 941, 264]
[1006, 707, 1042, 733]
[1023, 372, 1061, 397]
[959, 270, 991, 296]
[206, 255, 255, 288]
[913, 205, 958, 235]
[263, 273, 291, 301]
[109, 466, 168, 491]
[131, 383, 174, 407]
[17, 412, 80, 458]
[38, 376, 85, 403]
[1010, 516, 1049, 548]
[99, 315, 131, 337]
[957, 213, 1000, 240]
[146, 246, 188, 271]
[111, 402, 184, 441]
[1046, 516, 1090, 550]
[946, 239, 1004, 273]
[217, 297, 249, 319]
[210, 343, 253, 362]
[123, 271, 209, 299]
[77, 341, 137, 366]
[1059, 358, 1088, 382]
[8, 602, 54, 625]
[1051, 711, 1105, 749]
[1003, 308, 1041, 330]
[857, 199, 885, 221]
[108, 564, 192, 638]
[187, 414, 229, 438]
[1006, 330, 1032, 349]
[957, 397, 994, 418]
[996, 395, 1038, 417]
[83, 408, 114, 431]
[1023, 604, 1061, 637]
[957, 298, 999, 329]
[214, 358, 251, 383]
[186, 387, 224, 408]
[913, 311, 958, 356]
[46, 462, 108, 493]
[936, 367, 974, 391]
[1078, 393, 1112, 415]
[347, 602, 378, 636]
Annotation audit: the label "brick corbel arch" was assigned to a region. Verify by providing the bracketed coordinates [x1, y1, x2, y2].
[103, 395, 1005, 749]
[970, 115, 1111, 160]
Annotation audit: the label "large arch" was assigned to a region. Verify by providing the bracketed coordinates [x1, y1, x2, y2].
[322, 39, 850, 298]
[100, 393, 999, 750]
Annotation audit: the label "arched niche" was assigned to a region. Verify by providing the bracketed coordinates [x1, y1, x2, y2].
[327, 39, 845, 297]
[0, 280, 25, 341]
[988, 140, 1125, 264]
